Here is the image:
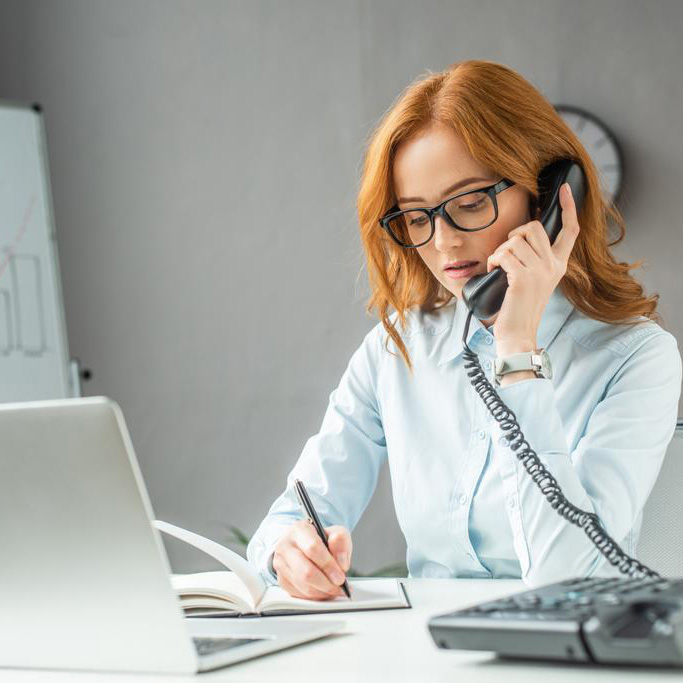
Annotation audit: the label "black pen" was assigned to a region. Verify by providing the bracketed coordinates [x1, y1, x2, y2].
[293, 478, 351, 599]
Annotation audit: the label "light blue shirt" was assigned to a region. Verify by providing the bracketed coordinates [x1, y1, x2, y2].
[247, 287, 682, 586]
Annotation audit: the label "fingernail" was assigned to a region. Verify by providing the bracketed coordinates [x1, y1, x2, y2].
[564, 182, 572, 197]
[336, 553, 348, 570]
[331, 570, 344, 584]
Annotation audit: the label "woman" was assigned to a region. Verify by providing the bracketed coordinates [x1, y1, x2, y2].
[246, 60, 682, 599]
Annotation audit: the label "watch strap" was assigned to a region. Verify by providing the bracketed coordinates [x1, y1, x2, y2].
[494, 349, 550, 384]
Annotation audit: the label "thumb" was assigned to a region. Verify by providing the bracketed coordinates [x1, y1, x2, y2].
[325, 525, 352, 572]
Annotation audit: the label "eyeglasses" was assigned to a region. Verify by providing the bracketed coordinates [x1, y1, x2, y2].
[378, 178, 516, 248]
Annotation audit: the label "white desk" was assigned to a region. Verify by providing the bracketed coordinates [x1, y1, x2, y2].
[2, 579, 681, 682]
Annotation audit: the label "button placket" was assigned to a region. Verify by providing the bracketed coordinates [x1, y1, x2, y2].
[451, 426, 482, 555]
[449, 377, 478, 544]
[458, 398, 491, 572]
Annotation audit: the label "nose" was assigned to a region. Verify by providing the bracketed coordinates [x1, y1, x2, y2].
[432, 214, 464, 252]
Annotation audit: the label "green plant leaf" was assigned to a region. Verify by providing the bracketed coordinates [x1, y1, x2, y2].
[364, 562, 408, 578]
[225, 526, 251, 548]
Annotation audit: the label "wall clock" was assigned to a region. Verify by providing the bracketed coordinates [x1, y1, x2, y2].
[554, 104, 624, 205]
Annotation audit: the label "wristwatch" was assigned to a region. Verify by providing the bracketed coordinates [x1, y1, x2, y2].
[494, 348, 552, 386]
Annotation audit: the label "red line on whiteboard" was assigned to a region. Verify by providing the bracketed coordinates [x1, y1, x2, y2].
[0, 194, 36, 282]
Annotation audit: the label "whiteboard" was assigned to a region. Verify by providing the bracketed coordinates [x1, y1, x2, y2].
[0, 100, 73, 401]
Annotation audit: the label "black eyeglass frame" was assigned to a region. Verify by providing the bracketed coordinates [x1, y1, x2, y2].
[379, 178, 516, 248]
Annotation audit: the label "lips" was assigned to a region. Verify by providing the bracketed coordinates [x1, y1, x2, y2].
[444, 260, 478, 271]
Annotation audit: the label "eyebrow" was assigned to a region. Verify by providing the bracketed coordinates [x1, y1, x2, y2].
[397, 176, 494, 205]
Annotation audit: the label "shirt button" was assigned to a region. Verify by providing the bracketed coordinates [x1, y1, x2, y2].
[478, 430, 487, 440]
[484, 336, 493, 345]
[459, 494, 468, 506]
[499, 436, 509, 447]
[508, 498, 516, 509]
[484, 360, 492, 371]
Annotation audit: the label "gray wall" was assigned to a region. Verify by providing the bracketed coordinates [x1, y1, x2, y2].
[0, 0, 681, 573]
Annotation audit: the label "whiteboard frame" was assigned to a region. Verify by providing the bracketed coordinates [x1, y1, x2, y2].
[0, 98, 74, 399]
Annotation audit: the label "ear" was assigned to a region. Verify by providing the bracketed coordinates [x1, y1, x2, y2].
[528, 196, 541, 221]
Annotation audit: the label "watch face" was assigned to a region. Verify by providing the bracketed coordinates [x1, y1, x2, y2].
[540, 350, 553, 379]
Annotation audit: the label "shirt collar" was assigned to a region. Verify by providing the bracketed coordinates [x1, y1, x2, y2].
[435, 286, 575, 366]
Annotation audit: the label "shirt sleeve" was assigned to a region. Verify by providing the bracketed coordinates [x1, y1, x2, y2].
[246, 325, 388, 584]
[486, 329, 682, 587]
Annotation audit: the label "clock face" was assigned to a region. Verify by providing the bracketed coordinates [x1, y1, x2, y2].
[554, 104, 623, 205]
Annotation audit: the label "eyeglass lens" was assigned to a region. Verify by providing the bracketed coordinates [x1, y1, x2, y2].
[386, 190, 496, 246]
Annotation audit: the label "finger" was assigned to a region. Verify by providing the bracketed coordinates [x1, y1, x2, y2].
[326, 526, 352, 572]
[286, 546, 344, 597]
[275, 552, 335, 600]
[508, 221, 553, 261]
[502, 233, 541, 268]
[291, 523, 347, 587]
[277, 543, 341, 598]
[552, 183, 581, 261]
[274, 535, 339, 597]
[487, 244, 527, 273]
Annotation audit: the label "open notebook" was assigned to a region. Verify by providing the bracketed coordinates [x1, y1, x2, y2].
[154, 520, 411, 617]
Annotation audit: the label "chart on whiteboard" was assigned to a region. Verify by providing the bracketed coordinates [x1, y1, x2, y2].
[0, 104, 72, 401]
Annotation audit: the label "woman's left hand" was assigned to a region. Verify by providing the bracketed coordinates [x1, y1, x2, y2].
[486, 182, 581, 357]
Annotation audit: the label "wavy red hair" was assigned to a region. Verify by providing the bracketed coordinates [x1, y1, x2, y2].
[356, 59, 659, 372]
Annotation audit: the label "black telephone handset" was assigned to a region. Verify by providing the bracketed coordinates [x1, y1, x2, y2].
[462, 159, 587, 320]
[458, 158, 658, 581]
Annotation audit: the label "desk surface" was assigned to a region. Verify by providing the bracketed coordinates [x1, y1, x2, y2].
[3, 578, 682, 682]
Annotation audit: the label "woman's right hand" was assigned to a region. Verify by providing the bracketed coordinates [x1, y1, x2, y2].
[272, 520, 352, 600]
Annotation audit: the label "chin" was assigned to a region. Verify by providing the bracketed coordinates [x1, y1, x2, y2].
[441, 282, 463, 300]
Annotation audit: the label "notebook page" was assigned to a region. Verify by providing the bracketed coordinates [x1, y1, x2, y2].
[259, 578, 407, 612]
[171, 571, 254, 613]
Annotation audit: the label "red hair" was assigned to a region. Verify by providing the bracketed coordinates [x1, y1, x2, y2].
[356, 60, 659, 372]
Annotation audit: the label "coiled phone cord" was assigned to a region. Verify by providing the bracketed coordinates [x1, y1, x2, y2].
[462, 309, 659, 580]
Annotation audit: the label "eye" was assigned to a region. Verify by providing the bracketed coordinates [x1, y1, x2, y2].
[409, 215, 429, 226]
[455, 194, 487, 211]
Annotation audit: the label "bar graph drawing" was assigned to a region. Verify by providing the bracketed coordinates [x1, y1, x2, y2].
[0, 251, 48, 356]
[0, 288, 12, 355]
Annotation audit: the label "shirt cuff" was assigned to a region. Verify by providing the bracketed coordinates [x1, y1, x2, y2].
[246, 525, 293, 587]
[267, 552, 277, 580]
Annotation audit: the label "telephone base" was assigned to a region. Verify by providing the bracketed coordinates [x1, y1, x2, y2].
[429, 575, 683, 667]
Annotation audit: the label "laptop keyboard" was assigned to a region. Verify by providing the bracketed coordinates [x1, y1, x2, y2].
[193, 636, 264, 657]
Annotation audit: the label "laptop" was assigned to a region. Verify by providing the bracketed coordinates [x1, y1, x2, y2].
[0, 396, 343, 674]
